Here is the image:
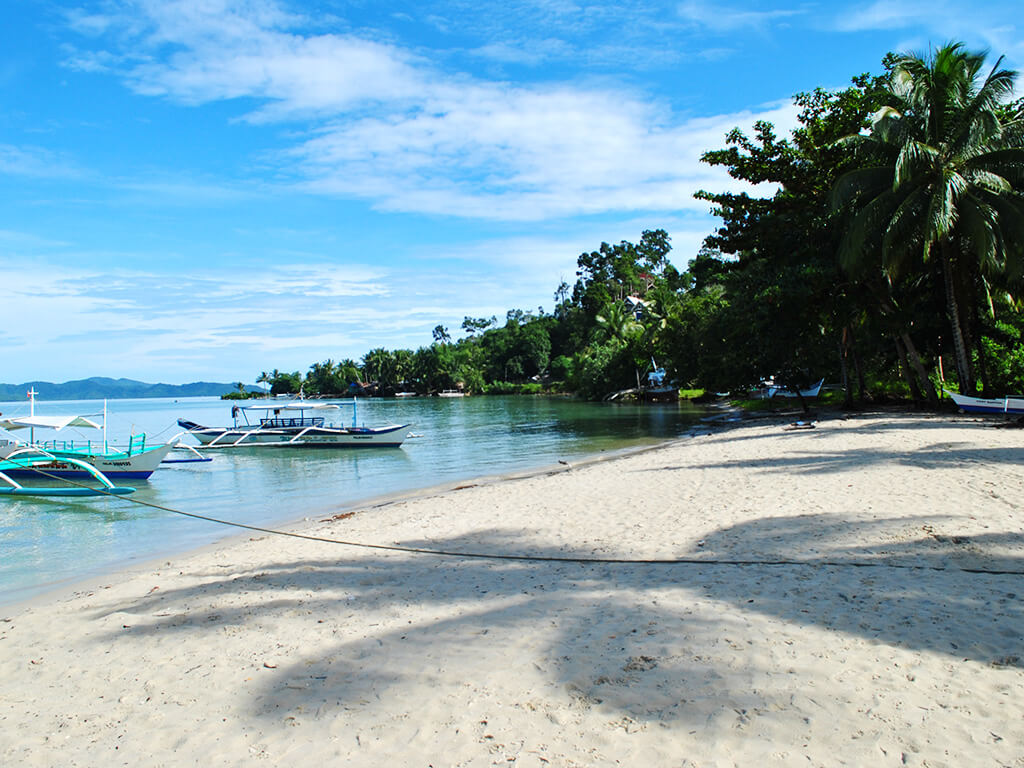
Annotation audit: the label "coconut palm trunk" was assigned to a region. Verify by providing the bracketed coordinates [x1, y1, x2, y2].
[939, 239, 975, 394]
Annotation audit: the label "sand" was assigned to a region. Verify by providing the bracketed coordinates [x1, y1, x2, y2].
[1, 410, 1022, 767]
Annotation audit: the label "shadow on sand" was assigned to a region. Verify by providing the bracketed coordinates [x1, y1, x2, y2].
[97, 511, 1024, 725]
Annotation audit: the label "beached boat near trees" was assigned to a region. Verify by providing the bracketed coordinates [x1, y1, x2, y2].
[763, 378, 824, 399]
[177, 400, 413, 448]
[944, 391, 1024, 415]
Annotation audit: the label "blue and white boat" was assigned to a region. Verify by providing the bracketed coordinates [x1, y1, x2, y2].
[0, 391, 175, 480]
[944, 390, 1024, 415]
[0, 446, 135, 497]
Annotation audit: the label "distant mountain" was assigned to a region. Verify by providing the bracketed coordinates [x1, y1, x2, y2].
[0, 377, 261, 401]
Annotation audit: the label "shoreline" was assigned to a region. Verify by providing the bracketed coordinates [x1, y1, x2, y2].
[1, 428, 703, 614]
[3, 410, 1022, 766]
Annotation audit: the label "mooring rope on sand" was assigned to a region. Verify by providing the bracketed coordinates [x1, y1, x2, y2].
[14, 464, 1024, 576]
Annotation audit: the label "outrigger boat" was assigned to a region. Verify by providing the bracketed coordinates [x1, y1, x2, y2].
[177, 400, 413, 448]
[0, 447, 135, 497]
[0, 390, 177, 480]
[944, 390, 1024, 415]
[758, 378, 824, 399]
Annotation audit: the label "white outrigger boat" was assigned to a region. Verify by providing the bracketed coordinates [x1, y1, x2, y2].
[755, 378, 824, 399]
[0, 390, 176, 480]
[944, 390, 1024, 415]
[177, 400, 413, 449]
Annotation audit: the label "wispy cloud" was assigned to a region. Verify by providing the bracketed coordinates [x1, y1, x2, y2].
[290, 93, 796, 220]
[834, 0, 947, 32]
[832, 1, 1024, 65]
[59, 0, 797, 222]
[676, 1, 804, 33]
[0, 144, 82, 178]
[0, 248, 578, 379]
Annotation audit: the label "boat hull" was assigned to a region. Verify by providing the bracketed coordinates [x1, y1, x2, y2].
[0, 442, 174, 480]
[945, 391, 1024, 415]
[766, 379, 824, 399]
[641, 386, 679, 402]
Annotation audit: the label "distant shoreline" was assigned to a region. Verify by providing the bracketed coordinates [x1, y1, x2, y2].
[0, 378, 256, 402]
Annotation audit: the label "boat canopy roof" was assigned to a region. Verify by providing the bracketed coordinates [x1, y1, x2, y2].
[0, 414, 104, 431]
[238, 402, 341, 412]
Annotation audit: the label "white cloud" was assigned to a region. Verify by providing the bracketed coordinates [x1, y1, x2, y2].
[834, 0, 942, 32]
[0, 251, 576, 380]
[291, 89, 799, 220]
[676, 1, 804, 33]
[469, 38, 575, 67]
[832, 1, 1024, 67]
[112, 1, 428, 117]
[62, 0, 799, 222]
[0, 144, 81, 178]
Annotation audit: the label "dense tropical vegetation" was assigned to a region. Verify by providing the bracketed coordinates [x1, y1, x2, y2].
[251, 43, 1024, 405]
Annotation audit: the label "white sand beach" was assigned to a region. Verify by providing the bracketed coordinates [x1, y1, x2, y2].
[2, 411, 1023, 767]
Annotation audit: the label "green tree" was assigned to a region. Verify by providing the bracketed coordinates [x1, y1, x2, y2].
[572, 230, 673, 321]
[833, 43, 1024, 395]
[461, 316, 496, 337]
[595, 301, 642, 343]
[696, 78, 885, 402]
[269, 371, 301, 396]
[256, 371, 271, 394]
[432, 325, 451, 345]
[363, 348, 408, 392]
[306, 359, 351, 395]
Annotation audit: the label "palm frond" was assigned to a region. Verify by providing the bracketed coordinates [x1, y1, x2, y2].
[880, 186, 927, 277]
[962, 168, 1012, 195]
[982, 192, 1024, 285]
[957, 194, 1000, 273]
[894, 140, 937, 188]
[831, 166, 892, 210]
[969, 148, 1024, 188]
[924, 170, 967, 242]
[837, 187, 902, 274]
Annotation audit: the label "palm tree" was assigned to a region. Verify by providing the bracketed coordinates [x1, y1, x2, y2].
[362, 348, 397, 388]
[595, 301, 642, 342]
[833, 42, 1024, 394]
[256, 371, 271, 395]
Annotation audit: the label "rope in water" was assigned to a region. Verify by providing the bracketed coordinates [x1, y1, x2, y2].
[14, 463, 1024, 576]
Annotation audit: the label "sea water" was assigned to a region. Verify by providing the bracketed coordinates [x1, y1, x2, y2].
[0, 395, 706, 606]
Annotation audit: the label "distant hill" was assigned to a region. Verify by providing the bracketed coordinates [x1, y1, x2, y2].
[0, 377, 260, 401]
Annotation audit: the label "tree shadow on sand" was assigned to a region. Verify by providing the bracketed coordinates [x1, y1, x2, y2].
[95, 515, 1024, 727]
[639, 434, 1024, 475]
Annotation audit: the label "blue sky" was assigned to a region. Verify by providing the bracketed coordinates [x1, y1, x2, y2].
[2, 0, 1020, 385]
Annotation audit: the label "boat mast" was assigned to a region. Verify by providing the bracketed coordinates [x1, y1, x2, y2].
[27, 387, 36, 445]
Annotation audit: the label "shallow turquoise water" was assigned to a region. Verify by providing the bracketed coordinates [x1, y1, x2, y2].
[0, 395, 705, 606]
